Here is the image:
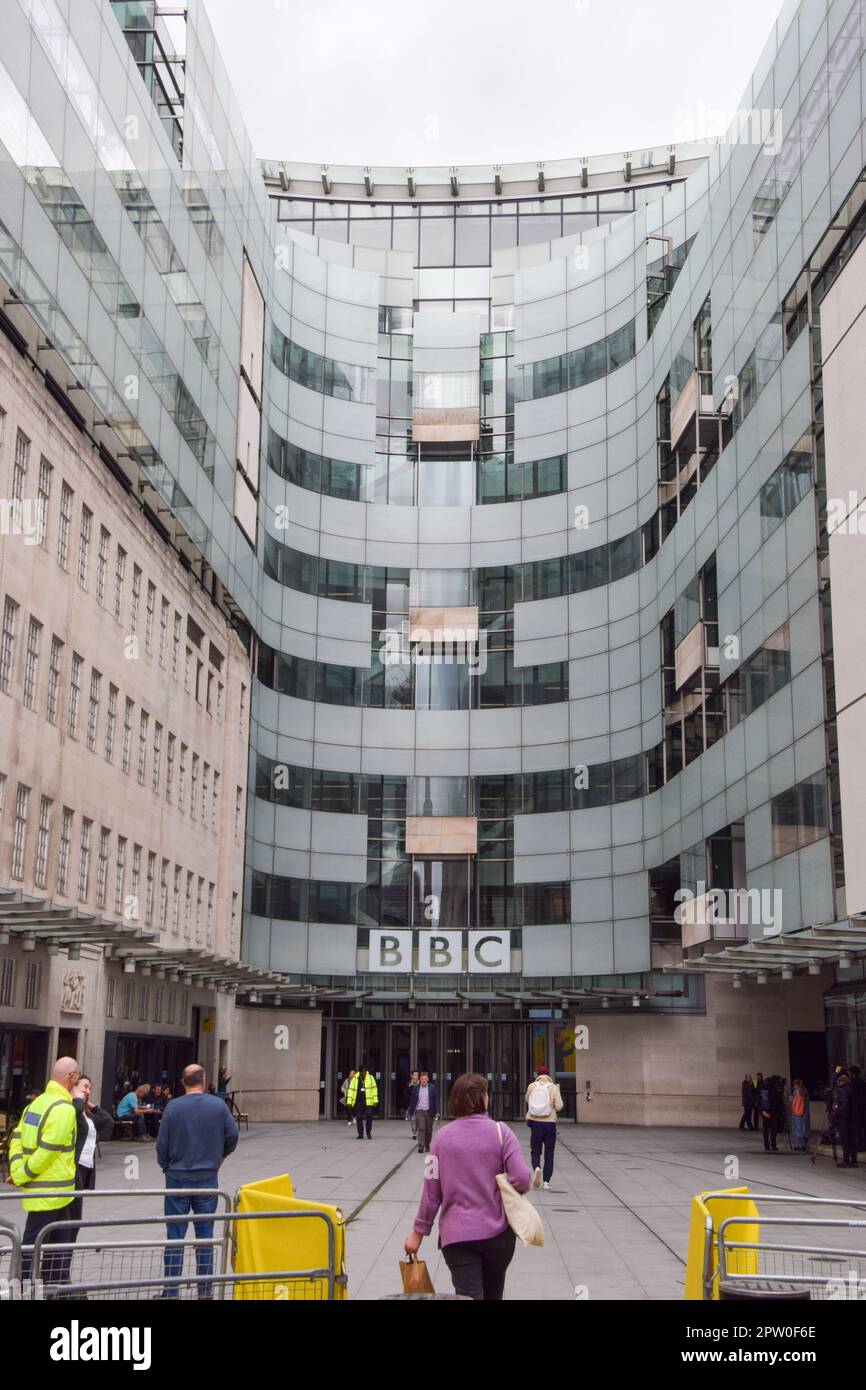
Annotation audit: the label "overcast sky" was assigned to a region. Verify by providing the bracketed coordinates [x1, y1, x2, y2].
[201, 0, 787, 168]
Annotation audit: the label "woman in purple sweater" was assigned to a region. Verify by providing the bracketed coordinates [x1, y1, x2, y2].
[403, 1072, 532, 1300]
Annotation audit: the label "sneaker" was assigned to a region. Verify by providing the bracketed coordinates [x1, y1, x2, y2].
[532, 1166, 542, 1189]
[543, 1181, 550, 1190]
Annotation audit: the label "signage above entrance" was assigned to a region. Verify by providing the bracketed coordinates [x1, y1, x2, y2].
[367, 929, 510, 974]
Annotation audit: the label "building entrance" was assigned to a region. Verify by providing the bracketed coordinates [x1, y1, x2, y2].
[327, 1019, 577, 1122]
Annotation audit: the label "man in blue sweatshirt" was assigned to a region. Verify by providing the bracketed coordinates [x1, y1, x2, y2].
[156, 1063, 239, 1298]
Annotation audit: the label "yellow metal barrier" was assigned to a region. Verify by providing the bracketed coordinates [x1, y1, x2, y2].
[684, 1187, 760, 1300]
[233, 1173, 347, 1300]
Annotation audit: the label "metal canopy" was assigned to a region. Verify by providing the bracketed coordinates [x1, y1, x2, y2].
[664, 914, 866, 980]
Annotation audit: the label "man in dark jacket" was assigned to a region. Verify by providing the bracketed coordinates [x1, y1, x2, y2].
[156, 1063, 239, 1298]
[739, 1075, 756, 1131]
[752, 1073, 764, 1131]
[831, 1072, 858, 1168]
[408, 1071, 439, 1153]
[757, 1075, 778, 1152]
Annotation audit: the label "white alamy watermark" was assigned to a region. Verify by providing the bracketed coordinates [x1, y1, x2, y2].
[674, 880, 783, 936]
[49, 1321, 151, 1370]
[379, 624, 488, 676]
[673, 104, 783, 155]
[0, 497, 44, 545]
[827, 492, 866, 535]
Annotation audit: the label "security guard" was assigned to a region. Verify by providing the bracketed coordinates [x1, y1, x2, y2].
[6, 1056, 80, 1282]
[346, 1065, 378, 1140]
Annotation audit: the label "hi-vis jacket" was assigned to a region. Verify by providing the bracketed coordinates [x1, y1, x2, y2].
[345, 1073, 378, 1108]
[8, 1080, 77, 1211]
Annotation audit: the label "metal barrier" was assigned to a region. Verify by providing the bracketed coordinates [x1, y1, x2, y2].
[700, 1192, 866, 1301]
[0, 1218, 21, 1297]
[0, 1189, 344, 1301]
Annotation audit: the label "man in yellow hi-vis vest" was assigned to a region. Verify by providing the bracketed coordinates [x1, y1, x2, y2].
[5, 1056, 80, 1283]
[346, 1066, 378, 1140]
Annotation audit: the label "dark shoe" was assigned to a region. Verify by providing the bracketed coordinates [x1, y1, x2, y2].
[367, 1134, 373, 1139]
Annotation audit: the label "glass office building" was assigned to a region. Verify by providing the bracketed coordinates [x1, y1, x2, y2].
[1, 0, 866, 1122]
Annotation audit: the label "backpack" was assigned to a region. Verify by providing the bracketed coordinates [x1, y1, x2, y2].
[528, 1080, 552, 1118]
[792, 1091, 805, 1117]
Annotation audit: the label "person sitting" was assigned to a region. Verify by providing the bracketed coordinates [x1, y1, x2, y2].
[116, 1084, 153, 1140]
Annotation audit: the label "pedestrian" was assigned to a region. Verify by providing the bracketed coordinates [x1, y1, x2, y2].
[346, 1065, 378, 1139]
[216, 1065, 232, 1104]
[156, 1063, 239, 1299]
[405, 1070, 420, 1139]
[830, 1071, 858, 1168]
[757, 1074, 778, 1152]
[117, 1084, 153, 1140]
[5, 1057, 80, 1288]
[525, 1065, 563, 1190]
[408, 1071, 439, 1153]
[403, 1072, 532, 1302]
[739, 1074, 756, 1131]
[752, 1072, 764, 1131]
[44, 1074, 116, 1295]
[340, 1070, 356, 1125]
[790, 1078, 811, 1152]
[850, 1065, 866, 1155]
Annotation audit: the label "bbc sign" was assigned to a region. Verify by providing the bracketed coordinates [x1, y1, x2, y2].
[368, 929, 510, 974]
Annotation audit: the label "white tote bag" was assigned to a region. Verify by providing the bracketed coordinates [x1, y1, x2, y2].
[495, 1122, 544, 1247]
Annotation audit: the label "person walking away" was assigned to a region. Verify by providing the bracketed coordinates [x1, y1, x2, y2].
[346, 1065, 378, 1139]
[117, 1084, 153, 1139]
[739, 1075, 756, 1131]
[5, 1057, 80, 1288]
[340, 1069, 355, 1125]
[790, 1079, 811, 1152]
[156, 1063, 239, 1298]
[526, 1065, 563, 1189]
[831, 1072, 858, 1168]
[405, 1070, 420, 1139]
[751, 1073, 764, 1131]
[757, 1074, 777, 1152]
[404, 1073, 532, 1301]
[409, 1071, 438, 1153]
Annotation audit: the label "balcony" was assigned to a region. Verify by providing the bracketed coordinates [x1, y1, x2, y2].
[679, 888, 751, 949]
[669, 369, 715, 451]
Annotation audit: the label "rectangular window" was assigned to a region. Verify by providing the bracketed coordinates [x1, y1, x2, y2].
[231, 892, 238, 956]
[11, 783, 30, 879]
[152, 722, 162, 794]
[24, 960, 41, 1010]
[184, 646, 192, 692]
[172, 611, 182, 677]
[172, 864, 181, 935]
[96, 826, 110, 907]
[235, 786, 243, 843]
[145, 581, 156, 653]
[771, 773, 829, 858]
[114, 546, 126, 623]
[122, 980, 133, 1019]
[206, 881, 214, 946]
[152, 985, 163, 1023]
[138, 983, 148, 1021]
[86, 667, 101, 751]
[130, 845, 142, 920]
[58, 807, 73, 896]
[212, 770, 220, 830]
[121, 698, 134, 774]
[67, 653, 83, 737]
[106, 974, 116, 1018]
[46, 635, 63, 724]
[239, 683, 247, 735]
[184, 870, 193, 938]
[0, 957, 15, 1007]
[12, 429, 29, 501]
[37, 456, 52, 549]
[137, 710, 149, 785]
[130, 564, 141, 633]
[145, 851, 156, 925]
[34, 796, 52, 887]
[22, 616, 41, 709]
[216, 681, 224, 723]
[159, 598, 169, 665]
[159, 858, 169, 932]
[195, 876, 204, 942]
[190, 753, 199, 820]
[166, 987, 175, 1024]
[77, 504, 92, 588]
[96, 527, 109, 605]
[105, 683, 118, 761]
[202, 763, 209, 825]
[57, 483, 73, 570]
[179, 744, 187, 810]
[114, 836, 127, 916]
[166, 732, 175, 802]
[77, 816, 92, 901]
[0, 596, 19, 692]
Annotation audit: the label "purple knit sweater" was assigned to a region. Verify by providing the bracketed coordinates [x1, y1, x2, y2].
[413, 1114, 533, 1247]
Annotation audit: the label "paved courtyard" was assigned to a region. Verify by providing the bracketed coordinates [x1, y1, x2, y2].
[3, 1119, 865, 1299]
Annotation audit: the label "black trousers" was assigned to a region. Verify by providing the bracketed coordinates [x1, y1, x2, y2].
[442, 1225, 517, 1302]
[21, 1204, 76, 1286]
[528, 1121, 557, 1181]
[762, 1115, 777, 1150]
[355, 1108, 373, 1138]
[839, 1120, 858, 1166]
[738, 1106, 754, 1131]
